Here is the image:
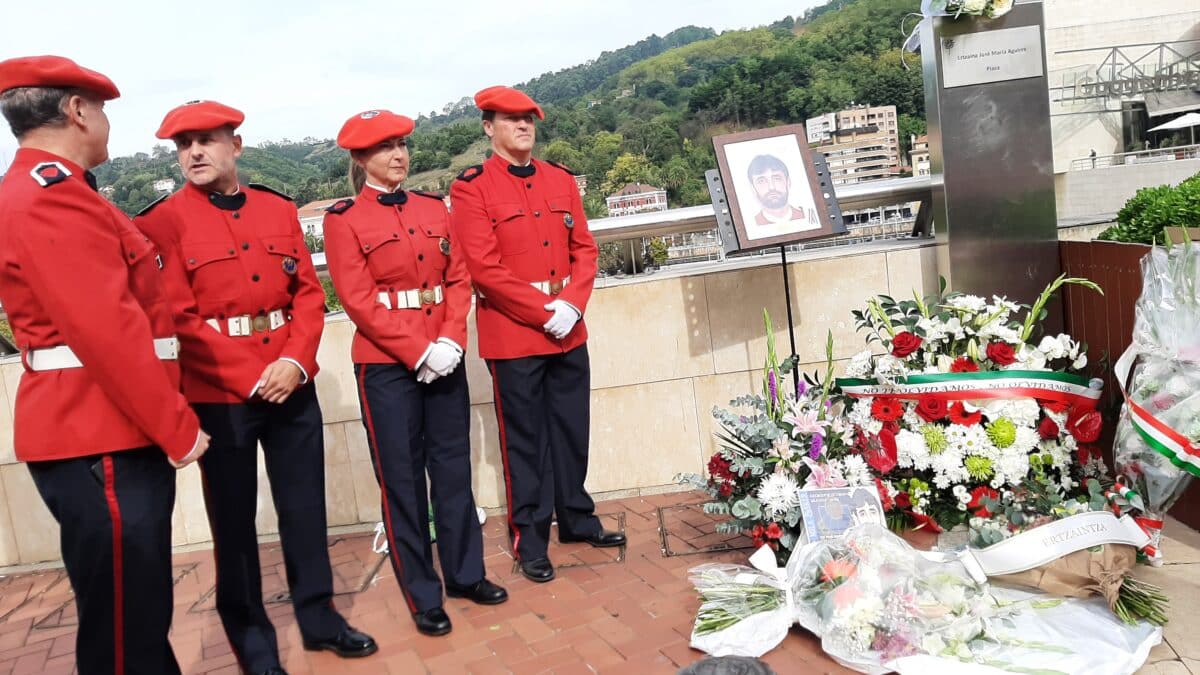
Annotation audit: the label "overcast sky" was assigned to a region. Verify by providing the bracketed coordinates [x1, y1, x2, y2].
[0, 1, 818, 173]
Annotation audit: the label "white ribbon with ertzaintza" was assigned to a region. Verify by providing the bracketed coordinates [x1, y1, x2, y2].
[958, 511, 1150, 582]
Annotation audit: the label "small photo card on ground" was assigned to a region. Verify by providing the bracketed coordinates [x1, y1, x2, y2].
[797, 486, 886, 544]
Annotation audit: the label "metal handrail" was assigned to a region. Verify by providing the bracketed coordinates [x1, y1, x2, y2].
[1069, 144, 1200, 171]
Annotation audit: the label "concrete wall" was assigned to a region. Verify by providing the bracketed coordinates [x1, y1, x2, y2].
[0, 240, 939, 568]
[1054, 158, 1200, 220]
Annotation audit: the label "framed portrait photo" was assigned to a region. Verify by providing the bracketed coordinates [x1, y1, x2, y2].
[712, 124, 845, 252]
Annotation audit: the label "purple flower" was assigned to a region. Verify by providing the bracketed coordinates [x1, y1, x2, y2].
[768, 371, 778, 402]
[796, 379, 807, 397]
[809, 433, 824, 459]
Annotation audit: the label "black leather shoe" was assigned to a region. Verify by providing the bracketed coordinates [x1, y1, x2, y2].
[301, 626, 378, 657]
[413, 607, 452, 636]
[519, 558, 556, 583]
[446, 578, 509, 605]
[561, 529, 626, 548]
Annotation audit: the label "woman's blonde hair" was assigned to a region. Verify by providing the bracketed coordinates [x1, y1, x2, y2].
[348, 158, 366, 193]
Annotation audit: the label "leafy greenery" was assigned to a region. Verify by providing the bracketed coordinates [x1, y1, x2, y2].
[1097, 173, 1200, 244]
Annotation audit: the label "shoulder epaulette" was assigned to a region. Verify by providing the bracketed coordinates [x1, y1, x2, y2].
[456, 165, 484, 182]
[411, 190, 445, 201]
[545, 160, 579, 176]
[248, 182, 293, 202]
[326, 198, 355, 215]
[135, 193, 170, 217]
[29, 161, 72, 188]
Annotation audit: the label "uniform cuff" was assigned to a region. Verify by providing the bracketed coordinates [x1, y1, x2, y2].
[436, 337, 463, 355]
[170, 430, 206, 468]
[560, 300, 582, 320]
[413, 342, 436, 370]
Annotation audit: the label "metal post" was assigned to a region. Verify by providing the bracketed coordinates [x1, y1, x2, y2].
[779, 245, 800, 394]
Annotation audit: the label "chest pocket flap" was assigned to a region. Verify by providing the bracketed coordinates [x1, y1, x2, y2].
[546, 195, 573, 214]
[262, 234, 301, 258]
[183, 241, 237, 271]
[356, 229, 401, 255]
[489, 203, 525, 226]
[119, 230, 156, 267]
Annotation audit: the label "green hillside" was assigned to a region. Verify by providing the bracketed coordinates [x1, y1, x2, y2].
[96, 0, 923, 217]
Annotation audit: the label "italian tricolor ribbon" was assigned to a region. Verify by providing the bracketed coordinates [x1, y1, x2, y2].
[836, 371, 1101, 409]
[1126, 398, 1200, 479]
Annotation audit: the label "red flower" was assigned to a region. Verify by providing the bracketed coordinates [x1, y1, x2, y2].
[765, 522, 783, 540]
[895, 491, 912, 509]
[986, 342, 1017, 366]
[1067, 409, 1103, 444]
[882, 420, 901, 436]
[948, 402, 983, 426]
[950, 357, 980, 373]
[707, 453, 733, 480]
[907, 511, 944, 533]
[1044, 400, 1071, 414]
[1077, 443, 1101, 465]
[874, 477, 895, 511]
[916, 396, 949, 422]
[718, 481, 733, 498]
[871, 397, 904, 422]
[968, 486, 1000, 518]
[1038, 416, 1060, 440]
[891, 331, 923, 358]
[866, 428, 899, 473]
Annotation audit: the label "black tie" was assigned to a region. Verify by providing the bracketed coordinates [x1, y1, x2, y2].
[507, 164, 536, 178]
[378, 191, 409, 206]
[208, 191, 247, 210]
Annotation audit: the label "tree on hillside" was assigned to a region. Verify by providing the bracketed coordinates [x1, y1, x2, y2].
[602, 153, 662, 196]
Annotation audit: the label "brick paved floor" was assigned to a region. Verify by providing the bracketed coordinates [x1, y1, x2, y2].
[1, 491, 1196, 674]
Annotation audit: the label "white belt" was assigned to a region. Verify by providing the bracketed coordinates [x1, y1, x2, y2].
[205, 309, 288, 337]
[378, 285, 444, 310]
[26, 337, 180, 372]
[477, 276, 570, 299]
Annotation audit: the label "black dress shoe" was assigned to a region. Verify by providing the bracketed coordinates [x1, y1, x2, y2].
[519, 558, 556, 583]
[446, 578, 509, 605]
[561, 529, 627, 548]
[413, 607, 452, 636]
[301, 626, 378, 657]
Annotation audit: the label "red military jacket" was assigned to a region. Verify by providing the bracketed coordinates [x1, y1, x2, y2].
[449, 154, 598, 360]
[0, 148, 200, 462]
[136, 182, 325, 404]
[322, 187, 470, 368]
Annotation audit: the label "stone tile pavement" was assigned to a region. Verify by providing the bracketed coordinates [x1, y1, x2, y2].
[0, 491, 1196, 674]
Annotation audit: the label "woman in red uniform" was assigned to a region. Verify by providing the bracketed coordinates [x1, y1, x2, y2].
[323, 110, 506, 637]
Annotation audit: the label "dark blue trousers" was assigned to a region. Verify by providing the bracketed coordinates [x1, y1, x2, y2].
[488, 344, 601, 561]
[193, 383, 346, 673]
[355, 362, 485, 613]
[28, 446, 181, 675]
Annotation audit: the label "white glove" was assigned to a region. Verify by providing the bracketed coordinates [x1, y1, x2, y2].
[415, 363, 440, 384]
[424, 340, 462, 376]
[543, 300, 580, 340]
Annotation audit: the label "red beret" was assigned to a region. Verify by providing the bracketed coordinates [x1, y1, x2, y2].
[156, 100, 245, 139]
[474, 86, 544, 120]
[336, 110, 416, 150]
[0, 55, 119, 100]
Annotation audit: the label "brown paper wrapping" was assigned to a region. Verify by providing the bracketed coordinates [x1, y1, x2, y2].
[992, 544, 1138, 609]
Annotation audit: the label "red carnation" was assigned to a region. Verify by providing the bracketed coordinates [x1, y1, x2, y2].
[916, 396, 949, 422]
[875, 477, 895, 511]
[718, 482, 733, 498]
[1038, 416, 1060, 440]
[765, 522, 783, 540]
[866, 428, 899, 473]
[968, 486, 1000, 518]
[950, 357, 980, 373]
[751, 524, 765, 548]
[1044, 400, 1071, 414]
[891, 331, 923, 358]
[871, 397, 904, 422]
[948, 401, 983, 426]
[986, 342, 1017, 366]
[895, 491, 912, 509]
[1077, 444, 1101, 465]
[882, 420, 901, 436]
[707, 453, 732, 480]
[1067, 409, 1103, 444]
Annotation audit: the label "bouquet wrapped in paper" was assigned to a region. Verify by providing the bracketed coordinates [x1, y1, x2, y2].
[1113, 240, 1200, 565]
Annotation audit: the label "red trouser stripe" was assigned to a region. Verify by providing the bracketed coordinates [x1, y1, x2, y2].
[357, 365, 417, 613]
[489, 366, 520, 560]
[102, 456, 125, 675]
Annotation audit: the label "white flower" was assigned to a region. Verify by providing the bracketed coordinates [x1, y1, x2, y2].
[947, 294, 987, 313]
[840, 455, 873, 486]
[1016, 344, 1047, 370]
[1072, 353, 1088, 370]
[990, 0, 1014, 16]
[895, 429, 930, 470]
[1038, 335, 1067, 360]
[757, 472, 801, 517]
[1011, 426, 1040, 454]
[873, 354, 909, 384]
[844, 349, 875, 379]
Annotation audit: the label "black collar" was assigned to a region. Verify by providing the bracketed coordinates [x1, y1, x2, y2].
[208, 191, 247, 211]
[507, 163, 536, 178]
[84, 171, 98, 191]
[377, 191, 408, 206]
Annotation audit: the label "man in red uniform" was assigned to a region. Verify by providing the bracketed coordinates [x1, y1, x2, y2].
[450, 86, 625, 583]
[136, 101, 375, 675]
[0, 55, 209, 674]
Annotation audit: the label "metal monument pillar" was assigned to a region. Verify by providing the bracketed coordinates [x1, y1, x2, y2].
[921, 1, 1060, 303]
